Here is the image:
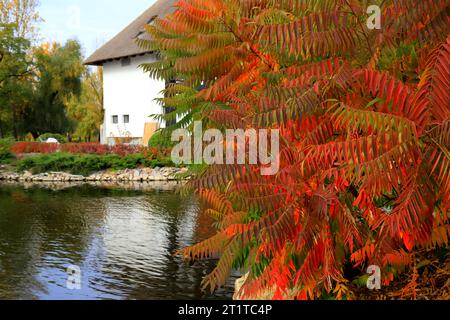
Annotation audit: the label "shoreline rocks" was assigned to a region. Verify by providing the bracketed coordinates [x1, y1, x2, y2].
[0, 167, 190, 183]
[0, 179, 185, 192]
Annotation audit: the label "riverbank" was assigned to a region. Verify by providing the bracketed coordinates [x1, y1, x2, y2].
[0, 167, 190, 183]
[0, 179, 186, 192]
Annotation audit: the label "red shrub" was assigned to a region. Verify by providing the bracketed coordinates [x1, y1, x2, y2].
[11, 142, 59, 155]
[10, 142, 155, 157]
[60, 143, 110, 155]
[110, 144, 143, 156]
[142, 147, 170, 159]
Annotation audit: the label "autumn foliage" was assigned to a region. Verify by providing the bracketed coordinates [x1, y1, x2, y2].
[142, 0, 449, 299]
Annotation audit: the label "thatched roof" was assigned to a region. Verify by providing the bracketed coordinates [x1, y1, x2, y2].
[84, 0, 177, 66]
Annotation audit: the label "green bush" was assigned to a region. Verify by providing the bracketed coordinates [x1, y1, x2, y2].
[15, 152, 173, 176]
[38, 133, 67, 144]
[0, 138, 15, 163]
[148, 130, 175, 149]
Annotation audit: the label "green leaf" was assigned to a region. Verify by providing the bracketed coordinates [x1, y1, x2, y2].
[366, 97, 384, 108]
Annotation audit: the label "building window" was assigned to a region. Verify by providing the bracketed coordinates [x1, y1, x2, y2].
[112, 115, 118, 124]
[123, 115, 130, 124]
[121, 58, 131, 67]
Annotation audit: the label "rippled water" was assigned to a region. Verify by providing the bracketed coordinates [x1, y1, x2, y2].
[0, 183, 235, 300]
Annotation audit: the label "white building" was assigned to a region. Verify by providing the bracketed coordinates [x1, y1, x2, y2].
[85, 0, 176, 145]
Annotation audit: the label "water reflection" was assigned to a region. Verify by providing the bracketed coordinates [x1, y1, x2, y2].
[0, 184, 235, 300]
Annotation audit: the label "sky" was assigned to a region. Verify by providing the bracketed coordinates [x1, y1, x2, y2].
[38, 0, 158, 58]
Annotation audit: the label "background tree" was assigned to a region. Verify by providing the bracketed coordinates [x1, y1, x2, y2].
[67, 67, 104, 142]
[0, 0, 39, 139]
[143, 0, 449, 299]
[1, 2, 92, 140]
[0, 23, 31, 138]
[23, 40, 84, 137]
[0, 0, 41, 39]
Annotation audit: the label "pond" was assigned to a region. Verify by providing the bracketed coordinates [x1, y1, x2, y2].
[0, 183, 236, 300]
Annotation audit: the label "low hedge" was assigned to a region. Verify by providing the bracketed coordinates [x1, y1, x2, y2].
[16, 153, 174, 176]
[0, 138, 15, 163]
